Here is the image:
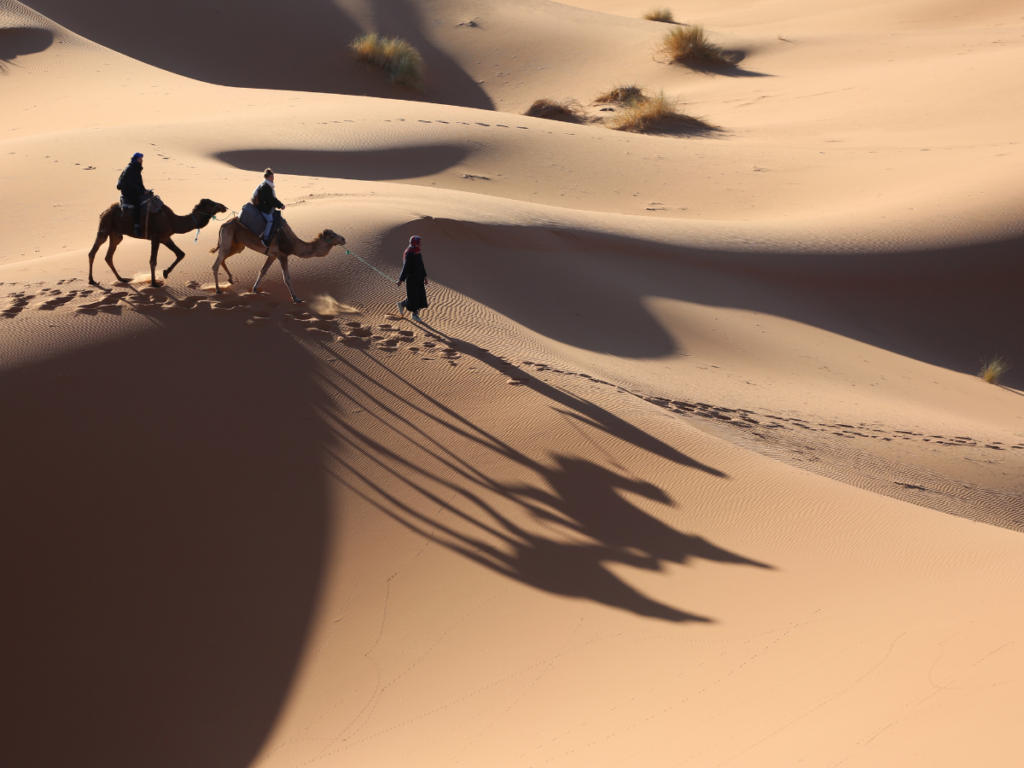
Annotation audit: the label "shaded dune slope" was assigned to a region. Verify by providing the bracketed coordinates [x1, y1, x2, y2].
[1, 315, 331, 768]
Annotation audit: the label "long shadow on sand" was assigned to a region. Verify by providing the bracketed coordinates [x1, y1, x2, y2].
[389, 219, 1024, 390]
[1, 314, 331, 768]
[306, 332, 771, 623]
[25, 0, 493, 109]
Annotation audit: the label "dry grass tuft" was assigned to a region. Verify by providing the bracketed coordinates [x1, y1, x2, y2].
[350, 33, 423, 89]
[523, 98, 586, 122]
[979, 356, 1011, 384]
[606, 88, 713, 133]
[643, 8, 675, 22]
[595, 85, 646, 105]
[659, 25, 733, 67]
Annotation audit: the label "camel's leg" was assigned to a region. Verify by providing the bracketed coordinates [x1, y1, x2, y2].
[161, 238, 186, 281]
[149, 239, 162, 286]
[87, 230, 109, 286]
[213, 242, 229, 294]
[251, 254, 277, 294]
[279, 256, 301, 303]
[103, 233, 130, 283]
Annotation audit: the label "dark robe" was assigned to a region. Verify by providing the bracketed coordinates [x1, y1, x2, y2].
[398, 248, 428, 312]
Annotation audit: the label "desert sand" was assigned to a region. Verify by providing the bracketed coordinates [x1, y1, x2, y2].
[3, 0, 1024, 766]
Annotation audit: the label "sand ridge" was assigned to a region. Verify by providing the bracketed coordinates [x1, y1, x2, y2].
[3, 0, 1024, 765]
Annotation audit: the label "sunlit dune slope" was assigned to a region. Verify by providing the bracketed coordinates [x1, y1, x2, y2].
[3, 0, 1024, 766]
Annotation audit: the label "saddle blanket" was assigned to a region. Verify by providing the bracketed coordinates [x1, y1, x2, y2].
[239, 203, 266, 237]
[120, 195, 163, 215]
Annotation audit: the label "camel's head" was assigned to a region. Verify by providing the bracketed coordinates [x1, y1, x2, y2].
[320, 229, 347, 249]
[197, 198, 229, 216]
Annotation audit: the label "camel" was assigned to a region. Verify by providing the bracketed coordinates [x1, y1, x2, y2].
[210, 217, 347, 303]
[87, 198, 228, 287]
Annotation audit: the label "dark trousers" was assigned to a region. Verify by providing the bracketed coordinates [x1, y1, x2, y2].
[123, 193, 143, 229]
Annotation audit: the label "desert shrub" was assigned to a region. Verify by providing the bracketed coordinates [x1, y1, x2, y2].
[643, 8, 675, 22]
[595, 85, 646, 105]
[979, 356, 1011, 384]
[523, 98, 585, 122]
[660, 24, 733, 66]
[608, 89, 712, 133]
[350, 33, 423, 89]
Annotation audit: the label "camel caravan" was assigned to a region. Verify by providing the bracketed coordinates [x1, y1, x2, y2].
[88, 158, 346, 303]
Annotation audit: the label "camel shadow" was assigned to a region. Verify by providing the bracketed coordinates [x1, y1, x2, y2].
[309, 335, 771, 624]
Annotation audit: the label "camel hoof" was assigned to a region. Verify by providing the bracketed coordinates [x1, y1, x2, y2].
[216, 289, 223, 295]
[89, 278, 98, 287]
[116, 278, 131, 284]
[162, 269, 171, 279]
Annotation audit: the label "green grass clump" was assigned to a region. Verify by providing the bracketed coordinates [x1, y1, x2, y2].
[523, 98, 585, 123]
[350, 33, 423, 89]
[659, 24, 733, 67]
[979, 356, 1011, 384]
[643, 8, 675, 22]
[605, 88, 712, 133]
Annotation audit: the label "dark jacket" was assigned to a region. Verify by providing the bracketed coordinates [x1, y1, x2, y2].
[398, 249, 426, 283]
[117, 162, 145, 199]
[255, 182, 284, 214]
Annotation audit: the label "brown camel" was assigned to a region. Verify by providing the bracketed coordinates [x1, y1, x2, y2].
[87, 198, 228, 287]
[210, 218, 347, 303]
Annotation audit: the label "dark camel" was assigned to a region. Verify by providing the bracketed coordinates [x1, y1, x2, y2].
[210, 217, 346, 303]
[87, 198, 228, 287]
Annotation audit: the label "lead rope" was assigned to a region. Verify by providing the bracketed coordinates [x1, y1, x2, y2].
[194, 210, 238, 243]
[345, 248, 395, 282]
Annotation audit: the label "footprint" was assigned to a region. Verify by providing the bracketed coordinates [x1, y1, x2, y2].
[3, 294, 33, 318]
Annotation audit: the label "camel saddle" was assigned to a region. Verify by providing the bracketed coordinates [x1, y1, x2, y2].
[239, 202, 282, 243]
[239, 202, 264, 236]
[120, 194, 163, 215]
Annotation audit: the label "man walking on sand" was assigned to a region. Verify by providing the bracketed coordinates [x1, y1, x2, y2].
[253, 168, 285, 246]
[397, 235, 429, 322]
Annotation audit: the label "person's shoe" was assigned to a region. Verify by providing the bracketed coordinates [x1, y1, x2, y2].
[397, 300, 406, 316]
[411, 312, 421, 322]
[133, 225, 142, 236]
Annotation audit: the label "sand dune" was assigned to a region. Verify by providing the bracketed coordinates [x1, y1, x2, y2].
[3, 0, 1024, 765]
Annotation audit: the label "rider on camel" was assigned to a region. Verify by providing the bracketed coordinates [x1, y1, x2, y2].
[253, 168, 285, 246]
[117, 152, 148, 237]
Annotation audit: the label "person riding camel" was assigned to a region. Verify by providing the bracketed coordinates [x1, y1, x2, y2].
[117, 152, 149, 237]
[252, 168, 285, 247]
